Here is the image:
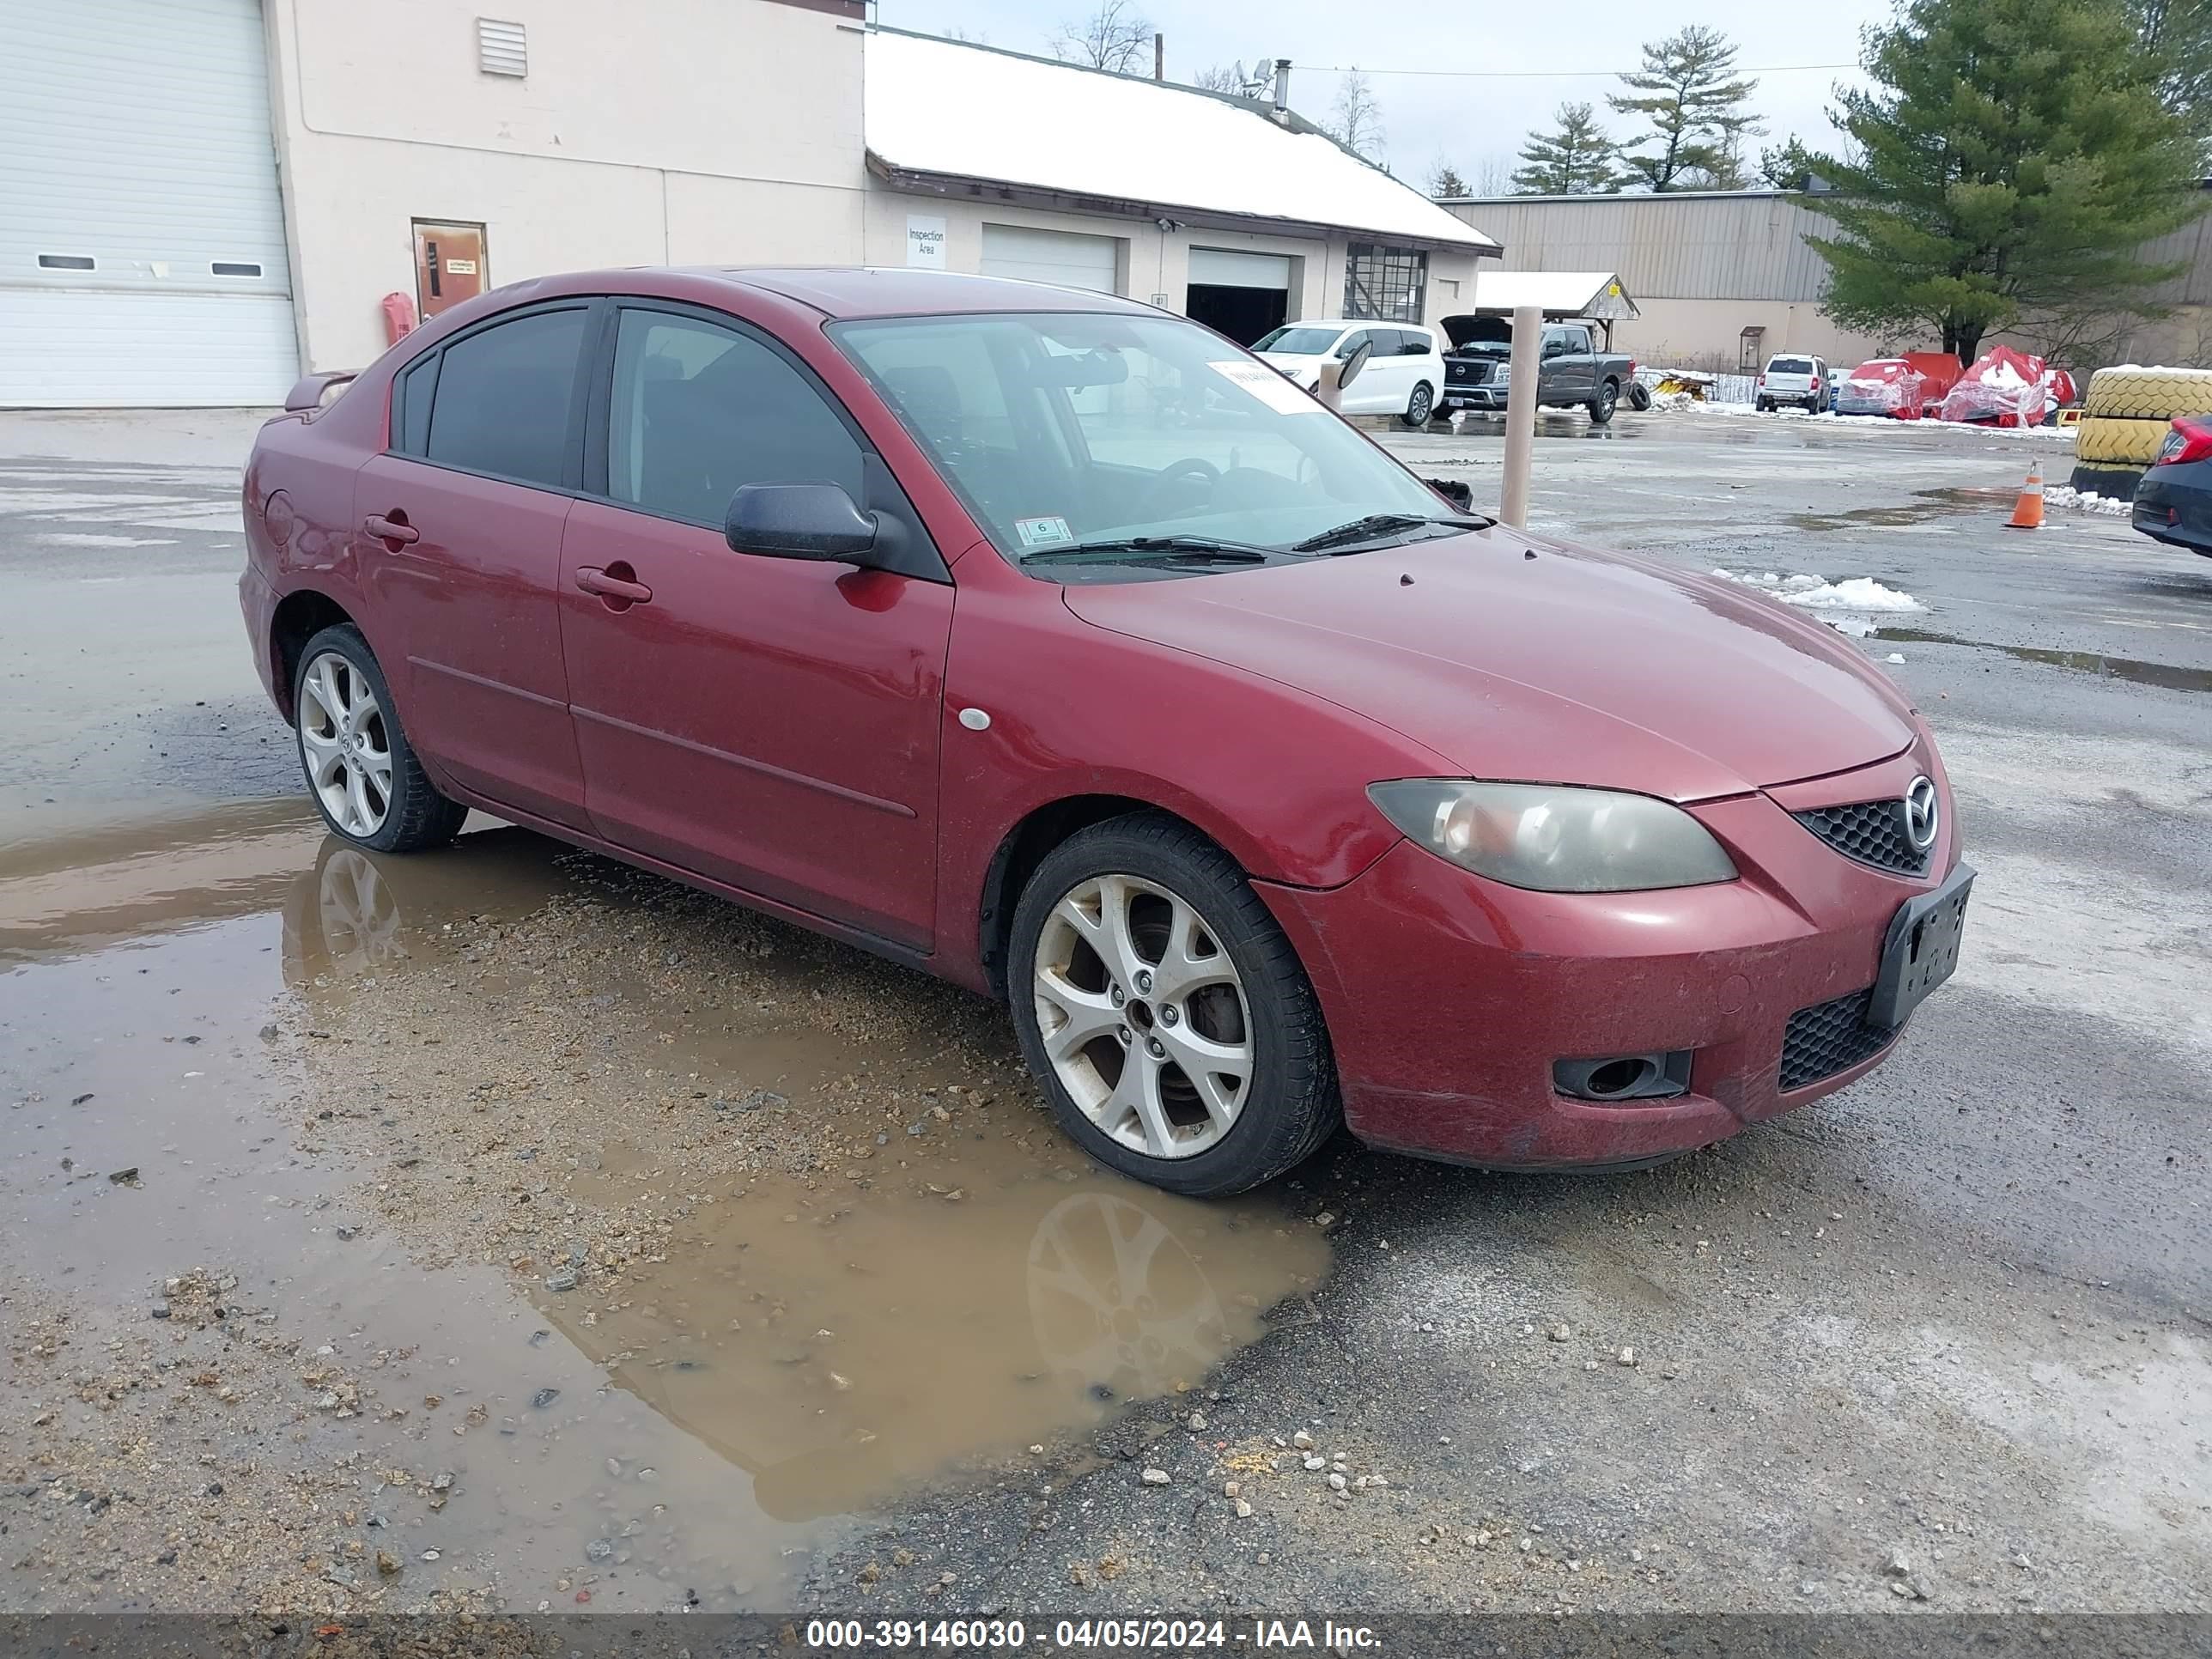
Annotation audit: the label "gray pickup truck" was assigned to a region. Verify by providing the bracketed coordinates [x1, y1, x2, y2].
[1438, 315, 1636, 425]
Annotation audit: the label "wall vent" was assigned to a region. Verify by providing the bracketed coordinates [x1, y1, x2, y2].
[477, 18, 526, 76]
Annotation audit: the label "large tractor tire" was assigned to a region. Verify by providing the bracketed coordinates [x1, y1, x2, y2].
[2081, 365, 2212, 422]
[2074, 413, 2174, 466]
[2068, 464, 2147, 503]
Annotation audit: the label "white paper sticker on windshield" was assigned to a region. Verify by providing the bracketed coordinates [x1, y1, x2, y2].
[1015, 515, 1073, 548]
[1209, 359, 1323, 414]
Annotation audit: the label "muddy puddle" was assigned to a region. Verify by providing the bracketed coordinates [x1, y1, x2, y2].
[1788, 485, 2013, 532]
[1872, 627, 2212, 693]
[0, 810, 1329, 1610]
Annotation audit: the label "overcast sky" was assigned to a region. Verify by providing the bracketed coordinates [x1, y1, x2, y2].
[872, 0, 1893, 191]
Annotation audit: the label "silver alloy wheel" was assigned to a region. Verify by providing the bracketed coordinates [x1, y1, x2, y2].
[298, 651, 393, 839]
[1032, 872, 1255, 1160]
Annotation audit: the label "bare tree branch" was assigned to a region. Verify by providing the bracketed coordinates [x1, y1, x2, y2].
[1048, 0, 1153, 74]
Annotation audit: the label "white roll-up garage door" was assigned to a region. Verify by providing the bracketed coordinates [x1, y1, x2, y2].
[0, 0, 299, 407]
[980, 225, 1120, 295]
[1188, 248, 1292, 289]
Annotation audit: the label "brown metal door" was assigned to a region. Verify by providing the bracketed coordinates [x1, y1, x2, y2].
[412, 222, 487, 319]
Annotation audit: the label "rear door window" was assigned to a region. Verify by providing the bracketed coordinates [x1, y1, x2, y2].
[425, 307, 591, 487]
[1768, 356, 1814, 374]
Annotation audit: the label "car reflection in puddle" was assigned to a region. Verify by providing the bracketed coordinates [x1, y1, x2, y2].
[287, 836, 1331, 1524]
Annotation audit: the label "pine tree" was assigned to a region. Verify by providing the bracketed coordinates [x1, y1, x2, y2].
[1428, 159, 1471, 198]
[1511, 103, 1617, 195]
[1608, 27, 1761, 191]
[2134, 0, 2212, 152]
[1805, 0, 2208, 364]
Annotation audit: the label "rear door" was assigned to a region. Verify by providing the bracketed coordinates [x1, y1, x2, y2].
[1547, 325, 1595, 402]
[556, 301, 953, 949]
[354, 301, 595, 831]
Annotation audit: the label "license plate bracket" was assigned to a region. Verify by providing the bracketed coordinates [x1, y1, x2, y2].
[1868, 863, 1974, 1030]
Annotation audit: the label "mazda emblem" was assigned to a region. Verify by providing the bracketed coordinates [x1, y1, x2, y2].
[1904, 775, 1939, 851]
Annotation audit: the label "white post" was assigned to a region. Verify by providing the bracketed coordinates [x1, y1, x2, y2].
[1316, 358, 1344, 412]
[1498, 305, 1541, 527]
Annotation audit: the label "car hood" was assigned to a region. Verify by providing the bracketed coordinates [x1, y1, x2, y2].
[1060, 526, 1917, 802]
[1255, 352, 1322, 375]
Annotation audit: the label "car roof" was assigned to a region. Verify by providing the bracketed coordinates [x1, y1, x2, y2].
[691, 266, 1162, 319]
[1273, 319, 1430, 332]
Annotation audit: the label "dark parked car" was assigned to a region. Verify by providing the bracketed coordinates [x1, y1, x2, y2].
[2133, 416, 2212, 556]
[241, 268, 1967, 1196]
[1439, 316, 1637, 424]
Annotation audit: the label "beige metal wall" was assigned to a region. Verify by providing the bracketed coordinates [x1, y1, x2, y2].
[266, 0, 870, 372]
[1448, 190, 2212, 372]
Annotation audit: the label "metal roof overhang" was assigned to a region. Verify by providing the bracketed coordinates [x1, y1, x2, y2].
[867, 155, 1504, 258]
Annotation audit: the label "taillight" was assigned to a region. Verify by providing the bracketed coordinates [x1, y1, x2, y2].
[2155, 416, 2212, 466]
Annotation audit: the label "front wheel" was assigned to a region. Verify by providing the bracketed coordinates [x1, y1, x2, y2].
[1401, 382, 1435, 428]
[1588, 380, 1619, 425]
[293, 623, 467, 854]
[1008, 814, 1340, 1196]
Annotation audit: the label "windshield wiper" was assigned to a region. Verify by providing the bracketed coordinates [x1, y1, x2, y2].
[1025, 535, 1273, 566]
[1289, 513, 1492, 553]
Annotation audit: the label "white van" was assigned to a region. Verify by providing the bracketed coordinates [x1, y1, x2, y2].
[1253, 319, 1446, 427]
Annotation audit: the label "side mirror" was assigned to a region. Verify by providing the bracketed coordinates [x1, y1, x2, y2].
[725, 483, 878, 562]
[1336, 337, 1373, 390]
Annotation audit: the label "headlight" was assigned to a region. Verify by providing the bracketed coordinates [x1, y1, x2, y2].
[1367, 780, 1738, 893]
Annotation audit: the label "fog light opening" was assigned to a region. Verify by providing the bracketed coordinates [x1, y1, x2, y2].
[1585, 1057, 1655, 1098]
[1553, 1050, 1694, 1103]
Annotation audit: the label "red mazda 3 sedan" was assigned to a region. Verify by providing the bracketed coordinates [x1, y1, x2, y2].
[240, 268, 1969, 1195]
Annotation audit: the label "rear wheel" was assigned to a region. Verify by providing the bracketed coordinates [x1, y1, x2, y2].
[1588, 380, 1619, 425]
[1402, 382, 1435, 428]
[1008, 813, 1340, 1196]
[293, 624, 467, 854]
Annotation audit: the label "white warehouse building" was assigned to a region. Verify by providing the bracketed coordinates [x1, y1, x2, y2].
[0, 1, 1498, 408]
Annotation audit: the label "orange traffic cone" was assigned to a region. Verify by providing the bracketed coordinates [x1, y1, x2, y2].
[2004, 458, 2045, 529]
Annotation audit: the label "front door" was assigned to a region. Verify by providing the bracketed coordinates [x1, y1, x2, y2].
[356, 301, 594, 831]
[557, 304, 954, 950]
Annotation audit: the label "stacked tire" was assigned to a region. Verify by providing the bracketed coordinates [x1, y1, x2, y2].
[2072, 366, 2212, 501]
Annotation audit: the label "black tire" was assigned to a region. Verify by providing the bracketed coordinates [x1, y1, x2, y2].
[1626, 380, 1651, 412]
[293, 623, 467, 854]
[1401, 381, 1435, 428]
[1007, 812, 1340, 1197]
[1588, 380, 1619, 425]
[1756, 396, 1774, 413]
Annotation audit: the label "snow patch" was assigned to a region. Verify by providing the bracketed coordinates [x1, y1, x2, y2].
[1711, 568, 1923, 614]
[2044, 484, 2131, 517]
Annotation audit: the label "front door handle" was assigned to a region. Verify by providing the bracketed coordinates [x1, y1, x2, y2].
[362, 512, 418, 545]
[575, 563, 653, 607]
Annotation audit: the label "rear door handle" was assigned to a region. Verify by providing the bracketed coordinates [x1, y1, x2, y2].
[362, 512, 418, 545]
[574, 565, 653, 605]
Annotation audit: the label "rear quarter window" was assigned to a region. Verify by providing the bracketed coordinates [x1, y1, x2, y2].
[423, 307, 591, 488]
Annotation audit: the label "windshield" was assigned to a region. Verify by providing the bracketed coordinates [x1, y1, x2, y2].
[1251, 325, 1343, 355]
[830, 311, 1456, 573]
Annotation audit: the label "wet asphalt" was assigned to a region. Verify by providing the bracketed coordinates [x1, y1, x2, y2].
[1, 406, 2206, 1617]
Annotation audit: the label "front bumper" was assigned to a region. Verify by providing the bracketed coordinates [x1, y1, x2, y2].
[1256, 745, 1960, 1170]
[1442, 380, 1504, 410]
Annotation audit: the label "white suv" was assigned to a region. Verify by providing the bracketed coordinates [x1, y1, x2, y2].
[1253, 319, 1446, 426]
[1757, 354, 1831, 413]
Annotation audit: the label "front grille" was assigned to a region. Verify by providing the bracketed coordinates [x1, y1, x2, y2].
[1779, 988, 1896, 1091]
[1792, 799, 1928, 876]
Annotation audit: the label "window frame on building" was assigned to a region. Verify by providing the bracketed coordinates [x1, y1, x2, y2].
[1343, 244, 1428, 323]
